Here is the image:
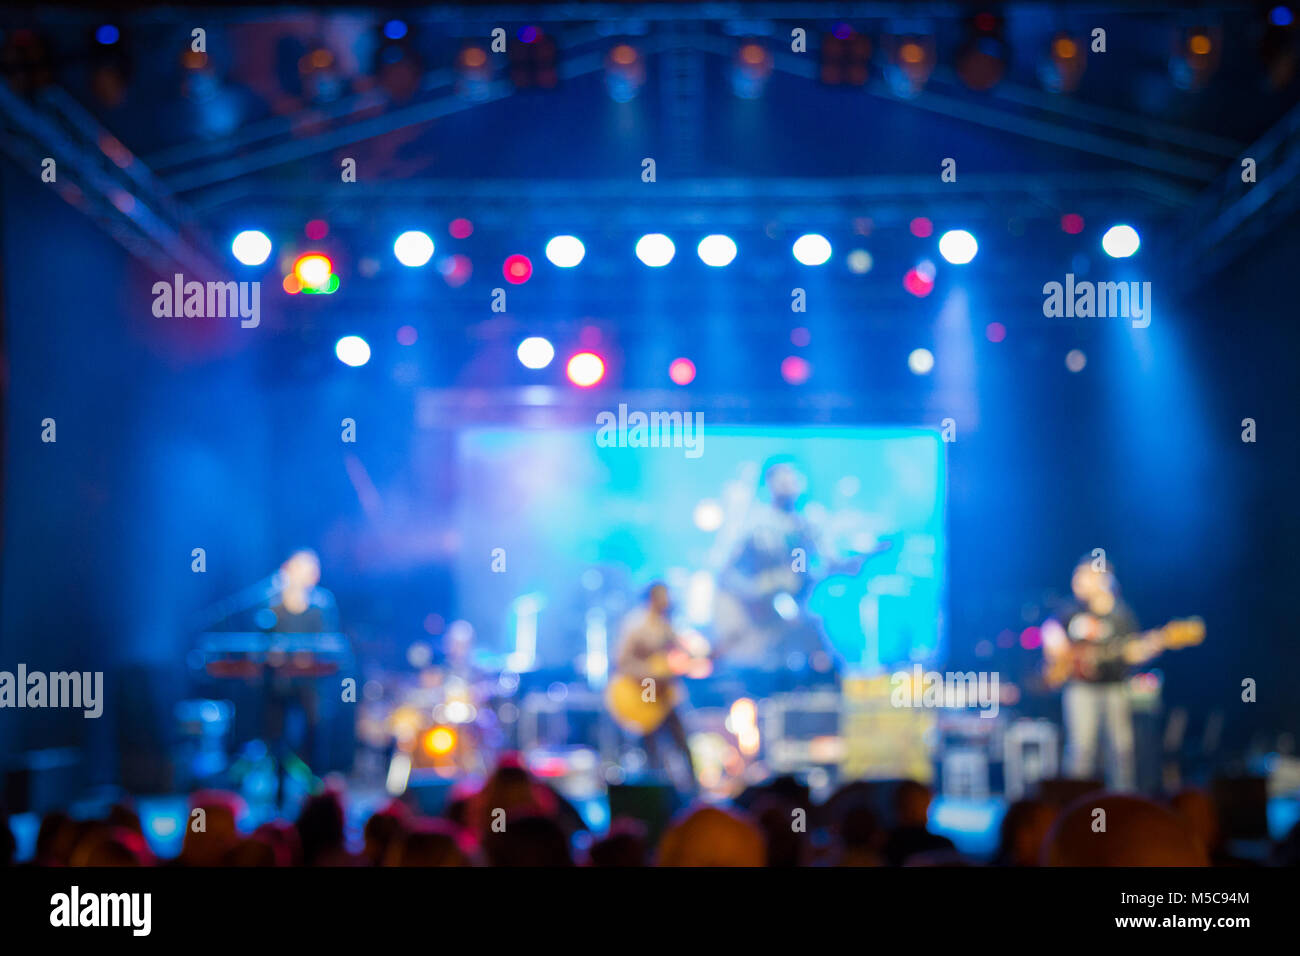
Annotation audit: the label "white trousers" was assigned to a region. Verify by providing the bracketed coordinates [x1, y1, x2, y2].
[1063, 681, 1135, 791]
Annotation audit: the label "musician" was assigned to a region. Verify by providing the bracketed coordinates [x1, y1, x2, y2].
[1041, 557, 1145, 791]
[613, 583, 697, 790]
[264, 549, 338, 798]
[269, 549, 337, 633]
[715, 457, 873, 674]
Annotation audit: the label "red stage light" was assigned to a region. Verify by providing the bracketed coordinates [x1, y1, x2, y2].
[449, 218, 473, 239]
[780, 355, 811, 385]
[903, 267, 935, 297]
[566, 352, 605, 387]
[669, 357, 696, 385]
[909, 217, 933, 238]
[1061, 213, 1085, 234]
[503, 254, 533, 284]
[985, 322, 1007, 343]
[305, 219, 329, 240]
[439, 254, 472, 287]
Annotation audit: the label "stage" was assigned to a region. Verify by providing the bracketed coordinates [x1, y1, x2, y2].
[2, 2, 1300, 906]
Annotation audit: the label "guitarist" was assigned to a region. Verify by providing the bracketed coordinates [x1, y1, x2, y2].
[1041, 557, 1148, 791]
[612, 582, 698, 790]
[714, 457, 882, 676]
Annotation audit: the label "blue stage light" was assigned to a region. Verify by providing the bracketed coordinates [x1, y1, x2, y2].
[1101, 224, 1140, 258]
[394, 230, 434, 267]
[383, 20, 408, 40]
[96, 25, 120, 45]
[938, 229, 978, 265]
[697, 234, 738, 267]
[231, 230, 272, 266]
[335, 336, 371, 367]
[545, 235, 585, 268]
[635, 234, 675, 267]
[792, 233, 832, 266]
[517, 336, 555, 369]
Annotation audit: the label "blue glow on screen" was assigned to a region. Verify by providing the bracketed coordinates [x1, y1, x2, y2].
[455, 425, 946, 670]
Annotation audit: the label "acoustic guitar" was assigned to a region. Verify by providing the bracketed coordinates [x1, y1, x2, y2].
[605, 642, 712, 735]
[1043, 616, 1205, 689]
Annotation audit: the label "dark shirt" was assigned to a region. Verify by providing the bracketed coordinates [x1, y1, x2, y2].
[1060, 599, 1140, 683]
[883, 826, 956, 866]
[270, 588, 338, 633]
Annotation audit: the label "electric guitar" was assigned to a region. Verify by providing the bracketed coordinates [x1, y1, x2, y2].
[712, 540, 895, 662]
[1043, 617, 1205, 689]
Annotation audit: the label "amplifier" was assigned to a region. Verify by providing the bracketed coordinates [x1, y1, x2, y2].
[761, 690, 843, 774]
[841, 675, 934, 783]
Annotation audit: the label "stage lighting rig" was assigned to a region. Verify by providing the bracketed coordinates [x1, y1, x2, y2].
[1040, 31, 1086, 94]
[509, 26, 558, 89]
[89, 23, 131, 108]
[819, 24, 871, 86]
[955, 11, 1008, 91]
[1260, 5, 1297, 89]
[0, 28, 54, 95]
[456, 43, 494, 101]
[375, 18, 421, 101]
[1169, 24, 1221, 90]
[882, 31, 936, 98]
[299, 42, 345, 104]
[604, 43, 644, 102]
[732, 40, 773, 98]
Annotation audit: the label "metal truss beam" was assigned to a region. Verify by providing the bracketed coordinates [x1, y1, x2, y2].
[0, 83, 218, 276]
[26, 3, 1256, 25]
[157, 28, 1233, 196]
[1172, 98, 1300, 286]
[927, 68, 1243, 161]
[186, 172, 1197, 230]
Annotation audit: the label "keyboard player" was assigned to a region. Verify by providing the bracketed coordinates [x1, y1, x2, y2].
[264, 549, 338, 803]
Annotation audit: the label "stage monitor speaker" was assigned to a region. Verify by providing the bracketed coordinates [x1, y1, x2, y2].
[1211, 775, 1270, 840]
[116, 664, 180, 794]
[607, 783, 680, 846]
[2, 748, 82, 815]
[1034, 777, 1105, 806]
[403, 771, 456, 817]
